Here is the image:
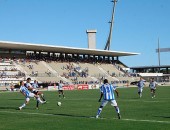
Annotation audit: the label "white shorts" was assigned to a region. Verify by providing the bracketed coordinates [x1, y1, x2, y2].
[150, 87, 156, 90]
[28, 93, 35, 98]
[26, 97, 30, 102]
[101, 99, 118, 107]
[138, 88, 143, 93]
[25, 93, 35, 102]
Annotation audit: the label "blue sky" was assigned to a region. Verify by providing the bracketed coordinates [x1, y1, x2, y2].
[0, 0, 169, 67]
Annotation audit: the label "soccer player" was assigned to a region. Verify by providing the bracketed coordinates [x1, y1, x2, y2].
[25, 77, 34, 91]
[19, 81, 45, 110]
[26, 78, 46, 109]
[57, 80, 65, 99]
[149, 78, 158, 98]
[32, 80, 39, 89]
[137, 77, 145, 98]
[96, 79, 121, 119]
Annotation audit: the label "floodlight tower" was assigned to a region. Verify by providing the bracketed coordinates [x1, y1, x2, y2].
[104, 0, 118, 50]
[156, 38, 170, 66]
[158, 38, 161, 66]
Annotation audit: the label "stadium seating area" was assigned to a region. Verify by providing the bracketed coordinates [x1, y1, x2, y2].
[0, 56, 141, 89]
[0, 59, 25, 90]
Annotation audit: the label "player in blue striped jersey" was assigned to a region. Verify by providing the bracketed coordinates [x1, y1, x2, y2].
[26, 78, 46, 109]
[96, 79, 121, 119]
[19, 81, 45, 110]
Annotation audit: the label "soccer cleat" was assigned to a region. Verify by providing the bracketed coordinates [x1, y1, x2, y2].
[118, 113, 121, 119]
[139, 94, 142, 98]
[96, 115, 99, 119]
[42, 101, 47, 104]
[18, 107, 22, 110]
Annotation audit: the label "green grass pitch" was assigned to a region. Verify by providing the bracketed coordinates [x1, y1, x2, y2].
[0, 86, 170, 130]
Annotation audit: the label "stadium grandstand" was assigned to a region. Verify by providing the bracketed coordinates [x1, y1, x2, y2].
[0, 40, 140, 90]
[130, 65, 170, 83]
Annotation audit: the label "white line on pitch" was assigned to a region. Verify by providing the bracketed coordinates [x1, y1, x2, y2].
[0, 110, 170, 124]
[120, 118, 170, 124]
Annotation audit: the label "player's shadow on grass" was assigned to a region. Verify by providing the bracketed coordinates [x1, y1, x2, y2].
[0, 106, 18, 110]
[53, 113, 93, 119]
[154, 116, 170, 118]
[131, 97, 141, 99]
[8, 99, 23, 100]
[0, 106, 37, 110]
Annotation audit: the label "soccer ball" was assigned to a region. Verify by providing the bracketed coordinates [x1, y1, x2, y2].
[57, 102, 61, 106]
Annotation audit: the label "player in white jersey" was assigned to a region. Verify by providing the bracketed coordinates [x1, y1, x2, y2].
[57, 80, 65, 99]
[26, 78, 46, 109]
[19, 81, 45, 110]
[149, 78, 158, 98]
[137, 77, 145, 98]
[96, 79, 121, 119]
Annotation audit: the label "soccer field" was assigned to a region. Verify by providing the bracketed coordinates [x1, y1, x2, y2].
[0, 86, 170, 130]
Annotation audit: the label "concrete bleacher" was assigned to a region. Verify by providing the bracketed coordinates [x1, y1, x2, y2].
[77, 63, 105, 78]
[0, 60, 26, 88]
[20, 61, 47, 75]
[18, 61, 71, 83]
[0, 63, 12, 66]
[36, 77, 63, 83]
[99, 64, 124, 77]
[70, 76, 94, 83]
[48, 62, 68, 75]
[99, 63, 139, 82]
[0, 66, 16, 70]
[35, 61, 139, 85]
[0, 58, 140, 88]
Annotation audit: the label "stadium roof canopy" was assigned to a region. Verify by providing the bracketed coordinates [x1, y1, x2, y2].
[0, 41, 139, 57]
[130, 65, 170, 69]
